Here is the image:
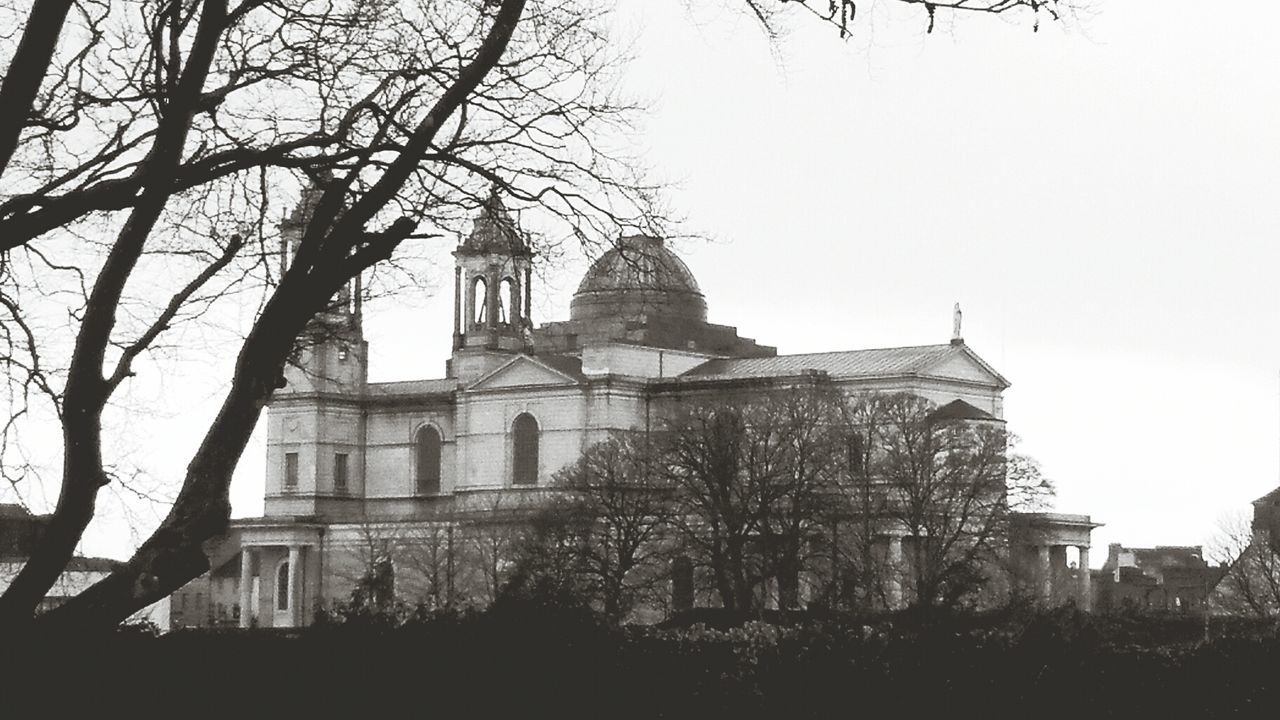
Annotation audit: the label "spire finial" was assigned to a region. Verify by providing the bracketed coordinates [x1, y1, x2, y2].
[952, 302, 963, 345]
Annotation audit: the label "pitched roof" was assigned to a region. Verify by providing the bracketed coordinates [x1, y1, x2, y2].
[682, 343, 1006, 386]
[533, 353, 586, 382]
[929, 399, 998, 422]
[366, 378, 458, 397]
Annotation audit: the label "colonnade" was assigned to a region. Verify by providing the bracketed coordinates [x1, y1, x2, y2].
[238, 545, 306, 628]
[876, 533, 1093, 611]
[1031, 543, 1091, 611]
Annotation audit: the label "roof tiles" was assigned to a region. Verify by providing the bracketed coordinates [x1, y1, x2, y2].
[682, 344, 987, 382]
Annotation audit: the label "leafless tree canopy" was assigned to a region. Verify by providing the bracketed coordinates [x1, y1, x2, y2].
[851, 393, 1050, 609]
[507, 389, 1051, 616]
[1209, 513, 1280, 619]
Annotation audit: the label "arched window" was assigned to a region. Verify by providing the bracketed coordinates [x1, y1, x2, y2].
[415, 425, 442, 495]
[499, 277, 518, 325]
[472, 276, 488, 325]
[276, 560, 290, 611]
[511, 413, 539, 486]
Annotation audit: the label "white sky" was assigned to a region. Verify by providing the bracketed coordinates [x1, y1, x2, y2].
[50, 1, 1280, 565]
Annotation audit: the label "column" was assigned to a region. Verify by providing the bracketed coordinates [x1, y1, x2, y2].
[886, 535, 904, 610]
[238, 548, 254, 628]
[1078, 546, 1092, 612]
[452, 266, 462, 347]
[287, 545, 302, 627]
[1050, 545, 1068, 604]
[524, 265, 533, 325]
[464, 274, 476, 331]
[486, 268, 499, 330]
[1038, 544, 1052, 603]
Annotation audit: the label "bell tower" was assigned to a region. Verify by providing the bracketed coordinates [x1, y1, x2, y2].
[278, 181, 367, 395]
[449, 188, 533, 381]
[267, 180, 368, 516]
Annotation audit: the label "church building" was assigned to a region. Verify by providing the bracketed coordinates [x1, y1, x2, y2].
[174, 191, 1091, 629]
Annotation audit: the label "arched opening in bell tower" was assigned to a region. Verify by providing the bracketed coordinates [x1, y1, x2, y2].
[499, 276, 518, 325]
[471, 276, 488, 326]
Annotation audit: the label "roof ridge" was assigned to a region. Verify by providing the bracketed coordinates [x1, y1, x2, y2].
[712, 344, 955, 362]
[368, 377, 454, 387]
[757, 343, 952, 356]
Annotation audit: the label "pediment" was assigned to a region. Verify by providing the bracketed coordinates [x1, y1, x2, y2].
[923, 347, 1009, 388]
[468, 355, 581, 390]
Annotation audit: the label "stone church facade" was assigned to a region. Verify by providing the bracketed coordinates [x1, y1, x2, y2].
[172, 192, 1093, 629]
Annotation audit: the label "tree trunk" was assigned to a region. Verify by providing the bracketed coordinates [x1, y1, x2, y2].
[21, 0, 529, 631]
[0, 0, 75, 180]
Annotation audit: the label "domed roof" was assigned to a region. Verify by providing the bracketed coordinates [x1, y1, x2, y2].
[570, 235, 707, 323]
[457, 187, 530, 257]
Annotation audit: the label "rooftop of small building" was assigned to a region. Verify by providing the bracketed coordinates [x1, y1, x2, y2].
[1106, 544, 1208, 570]
[929, 398, 998, 422]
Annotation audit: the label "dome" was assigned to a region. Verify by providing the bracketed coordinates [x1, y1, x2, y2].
[570, 235, 707, 323]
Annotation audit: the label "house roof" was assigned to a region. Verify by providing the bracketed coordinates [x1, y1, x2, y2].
[681, 343, 1008, 387]
[1127, 546, 1207, 571]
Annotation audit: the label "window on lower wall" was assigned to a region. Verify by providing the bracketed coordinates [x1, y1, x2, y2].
[334, 452, 349, 494]
[284, 452, 299, 492]
[277, 560, 290, 611]
[512, 413, 539, 486]
[416, 426, 442, 495]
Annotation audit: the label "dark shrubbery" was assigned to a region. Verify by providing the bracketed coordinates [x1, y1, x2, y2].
[5, 607, 1280, 717]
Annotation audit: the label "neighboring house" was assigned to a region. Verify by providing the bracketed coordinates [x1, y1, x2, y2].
[170, 189, 1096, 629]
[0, 504, 123, 614]
[1093, 543, 1227, 613]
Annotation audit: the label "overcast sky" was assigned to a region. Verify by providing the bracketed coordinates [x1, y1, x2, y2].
[53, 1, 1280, 564]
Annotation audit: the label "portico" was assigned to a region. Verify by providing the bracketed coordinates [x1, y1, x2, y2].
[1012, 513, 1101, 610]
[236, 521, 324, 628]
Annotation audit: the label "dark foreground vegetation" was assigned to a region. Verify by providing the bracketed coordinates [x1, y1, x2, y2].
[6, 604, 1280, 717]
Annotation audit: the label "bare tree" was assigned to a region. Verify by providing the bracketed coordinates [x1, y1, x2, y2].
[456, 492, 527, 606]
[396, 523, 460, 610]
[323, 520, 412, 618]
[546, 431, 673, 623]
[1209, 512, 1280, 619]
[747, 387, 846, 610]
[660, 385, 844, 613]
[862, 393, 1052, 610]
[812, 392, 895, 611]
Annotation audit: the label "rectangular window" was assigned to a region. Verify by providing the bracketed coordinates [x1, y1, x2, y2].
[284, 452, 299, 491]
[334, 452, 349, 493]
